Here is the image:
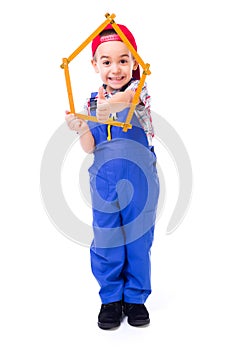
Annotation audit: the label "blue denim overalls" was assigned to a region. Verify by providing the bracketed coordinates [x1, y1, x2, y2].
[87, 91, 160, 304]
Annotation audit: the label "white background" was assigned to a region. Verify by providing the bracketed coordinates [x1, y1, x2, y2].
[1, 0, 233, 349]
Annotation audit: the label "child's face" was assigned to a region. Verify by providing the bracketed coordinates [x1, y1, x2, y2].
[92, 41, 138, 93]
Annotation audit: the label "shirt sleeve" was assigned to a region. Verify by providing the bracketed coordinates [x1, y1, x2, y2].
[125, 80, 150, 106]
[125, 80, 154, 143]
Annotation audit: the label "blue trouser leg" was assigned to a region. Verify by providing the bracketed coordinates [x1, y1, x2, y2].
[123, 228, 154, 304]
[90, 243, 126, 304]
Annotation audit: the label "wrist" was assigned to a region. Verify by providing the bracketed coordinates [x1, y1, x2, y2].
[77, 124, 89, 136]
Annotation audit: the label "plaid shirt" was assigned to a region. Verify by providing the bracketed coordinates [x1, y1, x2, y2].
[84, 80, 154, 145]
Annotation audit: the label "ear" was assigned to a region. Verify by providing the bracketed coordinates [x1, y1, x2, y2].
[132, 59, 139, 72]
[91, 59, 99, 73]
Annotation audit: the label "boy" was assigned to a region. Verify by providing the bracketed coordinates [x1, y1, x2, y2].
[66, 23, 159, 329]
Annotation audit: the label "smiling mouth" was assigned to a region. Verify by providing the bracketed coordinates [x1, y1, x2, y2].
[108, 76, 125, 82]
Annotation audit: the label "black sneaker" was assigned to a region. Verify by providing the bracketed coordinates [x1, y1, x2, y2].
[98, 301, 123, 330]
[123, 302, 150, 327]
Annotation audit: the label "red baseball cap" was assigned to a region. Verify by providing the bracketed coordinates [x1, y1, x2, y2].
[91, 24, 140, 80]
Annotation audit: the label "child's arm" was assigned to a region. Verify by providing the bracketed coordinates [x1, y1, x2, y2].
[65, 113, 95, 153]
[97, 87, 135, 122]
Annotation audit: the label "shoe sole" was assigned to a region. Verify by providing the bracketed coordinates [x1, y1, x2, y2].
[128, 318, 150, 327]
[98, 321, 121, 330]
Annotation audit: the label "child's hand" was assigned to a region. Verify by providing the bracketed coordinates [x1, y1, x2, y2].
[96, 87, 111, 122]
[65, 112, 89, 134]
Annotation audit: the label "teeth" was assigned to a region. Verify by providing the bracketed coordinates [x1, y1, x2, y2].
[109, 77, 123, 81]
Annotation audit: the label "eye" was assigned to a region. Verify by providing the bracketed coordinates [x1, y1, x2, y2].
[103, 60, 111, 66]
[120, 59, 128, 64]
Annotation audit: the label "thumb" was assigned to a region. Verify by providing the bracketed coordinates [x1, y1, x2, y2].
[98, 86, 106, 101]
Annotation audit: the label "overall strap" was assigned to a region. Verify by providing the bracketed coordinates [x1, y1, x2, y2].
[90, 92, 98, 114]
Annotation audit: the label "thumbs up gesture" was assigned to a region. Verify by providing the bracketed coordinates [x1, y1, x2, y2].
[96, 86, 111, 122]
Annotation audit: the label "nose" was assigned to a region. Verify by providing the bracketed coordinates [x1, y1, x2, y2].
[111, 63, 120, 74]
